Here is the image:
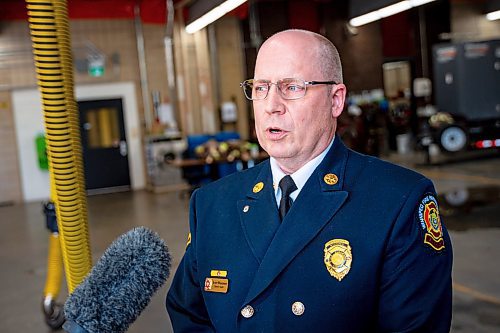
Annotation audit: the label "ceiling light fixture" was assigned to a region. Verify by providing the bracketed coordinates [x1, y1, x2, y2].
[349, 0, 436, 27]
[486, 9, 500, 21]
[186, 0, 247, 34]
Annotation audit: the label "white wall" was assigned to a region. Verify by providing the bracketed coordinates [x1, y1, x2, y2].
[13, 82, 145, 202]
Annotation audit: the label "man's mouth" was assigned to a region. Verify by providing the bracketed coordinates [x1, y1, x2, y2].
[269, 127, 283, 134]
[265, 127, 288, 140]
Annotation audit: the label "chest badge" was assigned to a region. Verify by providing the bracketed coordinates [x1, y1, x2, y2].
[324, 239, 352, 281]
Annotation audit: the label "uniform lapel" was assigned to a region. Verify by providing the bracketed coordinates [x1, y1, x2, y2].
[238, 161, 281, 263]
[243, 138, 350, 305]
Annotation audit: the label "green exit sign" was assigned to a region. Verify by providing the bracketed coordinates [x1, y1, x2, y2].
[88, 56, 105, 77]
[89, 65, 104, 77]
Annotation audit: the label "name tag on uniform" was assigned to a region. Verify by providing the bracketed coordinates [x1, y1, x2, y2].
[210, 270, 227, 277]
[204, 277, 229, 293]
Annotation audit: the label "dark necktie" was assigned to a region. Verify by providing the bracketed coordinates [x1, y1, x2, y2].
[279, 175, 297, 220]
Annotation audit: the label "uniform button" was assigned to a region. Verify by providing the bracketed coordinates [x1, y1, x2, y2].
[241, 305, 254, 318]
[291, 301, 305, 316]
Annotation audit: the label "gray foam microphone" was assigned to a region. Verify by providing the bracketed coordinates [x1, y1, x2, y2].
[63, 227, 171, 333]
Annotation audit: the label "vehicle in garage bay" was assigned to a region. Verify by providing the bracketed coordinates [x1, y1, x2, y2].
[418, 39, 499, 154]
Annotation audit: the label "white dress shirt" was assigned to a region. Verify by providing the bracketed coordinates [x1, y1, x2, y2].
[270, 137, 335, 207]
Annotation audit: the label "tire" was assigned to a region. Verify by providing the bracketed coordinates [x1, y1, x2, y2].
[444, 188, 469, 207]
[439, 126, 468, 153]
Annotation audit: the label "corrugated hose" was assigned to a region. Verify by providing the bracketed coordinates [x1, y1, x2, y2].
[26, 0, 93, 328]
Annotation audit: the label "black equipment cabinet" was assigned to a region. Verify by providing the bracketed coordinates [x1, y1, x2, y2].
[433, 39, 500, 121]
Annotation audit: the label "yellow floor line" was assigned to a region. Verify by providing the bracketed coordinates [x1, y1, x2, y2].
[453, 282, 500, 305]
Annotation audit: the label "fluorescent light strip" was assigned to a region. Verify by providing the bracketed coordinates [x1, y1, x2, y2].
[349, 0, 437, 27]
[486, 10, 500, 21]
[378, 1, 411, 17]
[186, 0, 248, 34]
[410, 0, 436, 6]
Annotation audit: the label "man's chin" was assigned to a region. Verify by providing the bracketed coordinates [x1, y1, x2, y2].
[267, 149, 292, 160]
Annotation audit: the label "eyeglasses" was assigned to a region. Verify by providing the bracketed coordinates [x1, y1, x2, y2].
[240, 78, 337, 101]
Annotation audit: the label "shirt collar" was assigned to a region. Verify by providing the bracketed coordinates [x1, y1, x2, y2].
[270, 136, 335, 203]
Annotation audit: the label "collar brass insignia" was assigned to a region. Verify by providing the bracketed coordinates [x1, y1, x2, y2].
[324, 239, 352, 281]
[323, 173, 338, 185]
[253, 182, 264, 193]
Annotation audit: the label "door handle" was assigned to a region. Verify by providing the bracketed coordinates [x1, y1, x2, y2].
[119, 141, 128, 156]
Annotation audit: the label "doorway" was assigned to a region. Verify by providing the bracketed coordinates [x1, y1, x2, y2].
[79, 98, 131, 194]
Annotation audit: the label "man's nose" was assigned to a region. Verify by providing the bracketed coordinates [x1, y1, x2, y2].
[264, 84, 285, 114]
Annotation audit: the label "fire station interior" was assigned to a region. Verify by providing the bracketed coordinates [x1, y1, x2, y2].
[0, 0, 499, 332]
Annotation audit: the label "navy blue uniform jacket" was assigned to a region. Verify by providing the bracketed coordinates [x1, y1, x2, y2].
[167, 137, 453, 332]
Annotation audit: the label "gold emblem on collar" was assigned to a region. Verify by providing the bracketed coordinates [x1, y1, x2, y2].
[253, 182, 264, 193]
[324, 239, 352, 281]
[323, 173, 338, 185]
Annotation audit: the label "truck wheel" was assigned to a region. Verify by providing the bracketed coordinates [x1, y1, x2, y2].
[439, 126, 467, 153]
[444, 188, 469, 207]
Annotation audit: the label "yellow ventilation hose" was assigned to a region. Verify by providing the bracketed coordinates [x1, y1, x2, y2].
[42, 222, 65, 329]
[44, 232, 63, 301]
[26, 0, 93, 323]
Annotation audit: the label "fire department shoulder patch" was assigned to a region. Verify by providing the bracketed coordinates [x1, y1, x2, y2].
[417, 193, 445, 251]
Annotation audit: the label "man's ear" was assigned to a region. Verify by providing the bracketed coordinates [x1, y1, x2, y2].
[331, 84, 347, 118]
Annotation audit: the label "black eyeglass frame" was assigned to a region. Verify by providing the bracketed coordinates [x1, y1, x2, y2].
[239, 78, 338, 101]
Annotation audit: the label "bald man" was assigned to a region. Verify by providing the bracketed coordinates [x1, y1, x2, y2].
[166, 29, 452, 333]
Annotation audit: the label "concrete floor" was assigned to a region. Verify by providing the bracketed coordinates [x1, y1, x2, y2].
[0, 150, 499, 332]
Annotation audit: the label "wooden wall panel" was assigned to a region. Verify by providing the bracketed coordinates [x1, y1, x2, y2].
[0, 19, 175, 129]
[451, 1, 500, 40]
[143, 24, 170, 102]
[0, 93, 22, 204]
[172, 12, 217, 136]
[194, 29, 217, 134]
[215, 16, 249, 138]
[0, 22, 36, 90]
